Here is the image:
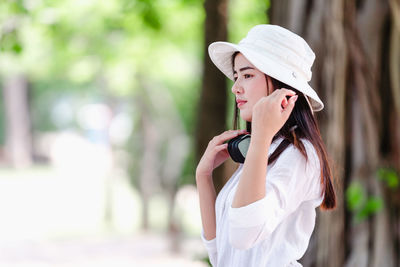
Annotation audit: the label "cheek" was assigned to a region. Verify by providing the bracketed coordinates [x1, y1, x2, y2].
[248, 79, 268, 102]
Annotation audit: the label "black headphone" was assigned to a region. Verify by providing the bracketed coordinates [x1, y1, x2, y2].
[227, 134, 251, 163]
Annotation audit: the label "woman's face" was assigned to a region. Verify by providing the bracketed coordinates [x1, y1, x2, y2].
[232, 53, 271, 122]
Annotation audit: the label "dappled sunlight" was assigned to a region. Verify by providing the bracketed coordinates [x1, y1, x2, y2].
[0, 120, 205, 265]
[174, 185, 203, 236]
[0, 163, 207, 266]
[0, 0, 263, 266]
[0, 232, 207, 267]
[49, 131, 112, 177]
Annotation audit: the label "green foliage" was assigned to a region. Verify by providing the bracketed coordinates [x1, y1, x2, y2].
[198, 255, 212, 267]
[0, 87, 4, 144]
[345, 181, 383, 223]
[346, 182, 365, 212]
[5, 0, 28, 14]
[377, 167, 399, 189]
[0, 31, 23, 54]
[0, 0, 205, 130]
[229, 0, 269, 42]
[133, 0, 162, 30]
[0, 0, 271, 191]
[357, 197, 383, 221]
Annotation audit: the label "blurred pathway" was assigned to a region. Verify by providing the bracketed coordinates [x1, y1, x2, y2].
[0, 232, 208, 267]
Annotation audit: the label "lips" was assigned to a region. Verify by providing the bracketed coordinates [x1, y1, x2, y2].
[236, 99, 247, 108]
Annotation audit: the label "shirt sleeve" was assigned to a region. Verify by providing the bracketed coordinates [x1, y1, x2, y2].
[227, 142, 321, 250]
[201, 229, 218, 266]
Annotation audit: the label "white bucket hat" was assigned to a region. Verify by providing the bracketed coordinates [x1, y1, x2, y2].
[208, 24, 324, 112]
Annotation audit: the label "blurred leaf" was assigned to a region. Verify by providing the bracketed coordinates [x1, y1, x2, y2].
[11, 42, 22, 53]
[198, 255, 212, 267]
[9, 0, 28, 14]
[345, 181, 365, 211]
[377, 168, 399, 189]
[229, 0, 269, 42]
[129, 0, 162, 30]
[356, 196, 383, 222]
[346, 181, 384, 223]
[0, 31, 23, 54]
[364, 197, 383, 214]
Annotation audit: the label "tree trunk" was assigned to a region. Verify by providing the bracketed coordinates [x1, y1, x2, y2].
[2, 74, 33, 168]
[269, 0, 399, 266]
[196, 0, 228, 193]
[136, 92, 161, 230]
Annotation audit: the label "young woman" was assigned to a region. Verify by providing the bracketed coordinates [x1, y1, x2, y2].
[196, 25, 336, 267]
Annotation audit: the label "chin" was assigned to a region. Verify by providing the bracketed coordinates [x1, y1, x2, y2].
[240, 112, 252, 122]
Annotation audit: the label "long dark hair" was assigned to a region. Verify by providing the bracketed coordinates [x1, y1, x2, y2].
[232, 52, 336, 210]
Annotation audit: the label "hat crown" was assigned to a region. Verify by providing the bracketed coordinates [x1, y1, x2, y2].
[239, 24, 315, 81]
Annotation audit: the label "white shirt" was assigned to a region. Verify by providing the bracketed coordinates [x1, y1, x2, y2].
[201, 137, 324, 267]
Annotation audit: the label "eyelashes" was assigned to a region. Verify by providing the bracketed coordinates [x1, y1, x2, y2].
[233, 74, 253, 82]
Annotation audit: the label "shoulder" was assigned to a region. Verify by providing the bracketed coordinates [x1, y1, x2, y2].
[271, 137, 321, 194]
[272, 137, 319, 170]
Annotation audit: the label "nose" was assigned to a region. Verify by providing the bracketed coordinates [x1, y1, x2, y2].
[232, 79, 244, 95]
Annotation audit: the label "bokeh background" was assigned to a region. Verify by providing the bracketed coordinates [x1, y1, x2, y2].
[0, 0, 399, 267]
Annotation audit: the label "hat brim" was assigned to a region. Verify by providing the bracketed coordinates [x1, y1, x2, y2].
[208, 41, 324, 112]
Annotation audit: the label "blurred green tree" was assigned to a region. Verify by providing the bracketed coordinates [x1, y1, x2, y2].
[0, 0, 205, 244]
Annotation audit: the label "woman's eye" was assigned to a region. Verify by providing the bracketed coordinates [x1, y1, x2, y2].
[244, 74, 252, 79]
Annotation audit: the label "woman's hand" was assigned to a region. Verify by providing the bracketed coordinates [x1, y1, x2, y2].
[196, 129, 247, 178]
[251, 88, 298, 140]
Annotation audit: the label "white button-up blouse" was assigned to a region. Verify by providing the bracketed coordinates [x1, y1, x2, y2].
[201, 137, 324, 267]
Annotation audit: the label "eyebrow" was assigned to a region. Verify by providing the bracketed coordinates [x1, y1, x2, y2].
[233, 66, 255, 75]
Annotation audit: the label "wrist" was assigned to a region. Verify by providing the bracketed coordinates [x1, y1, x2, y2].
[251, 131, 273, 146]
[251, 125, 274, 140]
[196, 172, 213, 183]
[196, 174, 216, 192]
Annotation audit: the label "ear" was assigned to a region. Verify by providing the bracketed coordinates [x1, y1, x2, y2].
[266, 75, 275, 95]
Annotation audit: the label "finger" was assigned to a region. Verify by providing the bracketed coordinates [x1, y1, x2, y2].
[211, 143, 229, 157]
[281, 97, 289, 109]
[270, 87, 295, 98]
[277, 88, 296, 97]
[214, 143, 228, 153]
[214, 129, 247, 144]
[282, 95, 298, 116]
[288, 94, 299, 104]
[273, 88, 295, 106]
